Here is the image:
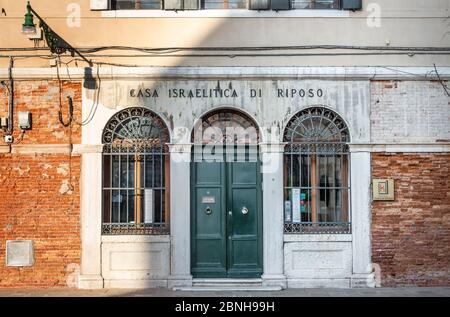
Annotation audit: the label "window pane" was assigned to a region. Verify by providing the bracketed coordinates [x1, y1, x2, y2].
[292, 154, 300, 188]
[103, 155, 111, 188]
[115, 0, 162, 9]
[111, 189, 120, 222]
[120, 190, 128, 222]
[103, 189, 111, 223]
[145, 155, 154, 188]
[129, 189, 135, 223]
[291, 0, 340, 9]
[112, 156, 120, 188]
[129, 155, 136, 188]
[154, 155, 162, 187]
[301, 155, 310, 187]
[203, 0, 247, 9]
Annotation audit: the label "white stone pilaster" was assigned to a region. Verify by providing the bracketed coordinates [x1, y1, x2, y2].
[259, 142, 287, 289]
[167, 143, 193, 289]
[78, 148, 104, 289]
[350, 150, 374, 288]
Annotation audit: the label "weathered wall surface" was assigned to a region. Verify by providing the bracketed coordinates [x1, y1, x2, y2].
[83, 79, 371, 144]
[371, 81, 450, 143]
[371, 153, 450, 286]
[0, 154, 81, 287]
[0, 0, 449, 67]
[0, 81, 81, 146]
[0, 80, 82, 287]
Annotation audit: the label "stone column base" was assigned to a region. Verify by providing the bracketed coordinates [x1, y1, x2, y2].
[262, 274, 287, 290]
[78, 274, 104, 289]
[168, 275, 193, 290]
[351, 273, 376, 288]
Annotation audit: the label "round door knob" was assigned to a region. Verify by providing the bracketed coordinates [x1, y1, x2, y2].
[205, 206, 212, 215]
[242, 207, 249, 215]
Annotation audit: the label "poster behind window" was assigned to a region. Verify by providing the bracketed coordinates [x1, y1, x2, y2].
[292, 188, 301, 223]
[144, 189, 154, 223]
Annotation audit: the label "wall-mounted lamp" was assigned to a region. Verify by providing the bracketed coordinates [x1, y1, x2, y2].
[22, 3, 36, 35]
[22, 2, 92, 66]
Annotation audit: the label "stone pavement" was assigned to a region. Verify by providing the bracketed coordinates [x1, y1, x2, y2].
[0, 287, 449, 297]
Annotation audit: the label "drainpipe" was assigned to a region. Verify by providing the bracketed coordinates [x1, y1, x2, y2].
[7, 57, 14, 137]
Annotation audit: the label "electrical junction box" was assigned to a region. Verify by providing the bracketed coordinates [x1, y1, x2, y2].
[6, 240, 35, 267]
[341, 0, 362, 10]
[0, 117, 7, 129]
[18, 111, 32, 130]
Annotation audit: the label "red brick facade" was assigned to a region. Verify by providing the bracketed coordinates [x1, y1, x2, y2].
[0, 154, 81, 287]
[0, 80, 81, 145]
[1, 80, 449, 288]
[0, 81, 81, 287]
[372, 153, 450, 286]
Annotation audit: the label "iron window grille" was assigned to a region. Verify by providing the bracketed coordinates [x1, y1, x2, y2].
[102, 107, 170, 235]
[283, 107, 351, 234]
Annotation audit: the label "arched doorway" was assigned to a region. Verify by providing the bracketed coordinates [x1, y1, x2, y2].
[190, 109, 263, 278]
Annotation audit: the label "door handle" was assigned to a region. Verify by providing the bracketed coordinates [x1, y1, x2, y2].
[228, 210, 232, 216]
[241, 207, 249, 215]
[205, 206, 212, 215]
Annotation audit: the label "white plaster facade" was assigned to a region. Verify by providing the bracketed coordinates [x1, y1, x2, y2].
[75, 66, 450, 289]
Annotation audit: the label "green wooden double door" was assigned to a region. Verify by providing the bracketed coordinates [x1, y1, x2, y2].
[191, 158, 263, 278]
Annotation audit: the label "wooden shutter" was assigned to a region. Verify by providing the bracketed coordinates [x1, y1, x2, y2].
[341, 0, 362, 10]
[249, 0, 270, 10]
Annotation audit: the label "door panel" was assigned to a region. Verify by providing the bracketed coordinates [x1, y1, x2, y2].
[191, 159, 262, 278]
[191, 161, 226, 277]
[227, 162, 262, 277]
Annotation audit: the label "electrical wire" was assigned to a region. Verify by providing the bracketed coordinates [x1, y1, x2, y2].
[433, 63, 450, 97]
[1, 45, 449, 53]
[1, 52, 450, 60]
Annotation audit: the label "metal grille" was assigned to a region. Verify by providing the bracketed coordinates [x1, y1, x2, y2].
[192, 109, 259, 145]
[283, 107, 351, 234]
[102, 107, 170, 235]
[285, 222, 351, 234]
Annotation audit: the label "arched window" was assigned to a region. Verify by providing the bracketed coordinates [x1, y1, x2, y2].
[102, 107, 170, 235]
[283, 107, 351, 234]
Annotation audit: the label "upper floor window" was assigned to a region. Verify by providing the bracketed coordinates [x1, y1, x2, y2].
[111, 0, 341, 10]
[283, 107, 351, 234]
[102, 107, 170, 235]
[291, 0, 340, 9]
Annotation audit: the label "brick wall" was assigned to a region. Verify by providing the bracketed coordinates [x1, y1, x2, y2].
[372, 153, 450, 286]
[371, 81, 450, 143]
[0, 80, 81, 145]
[0, 80, 81, 287]
[0, 154, 80, 287]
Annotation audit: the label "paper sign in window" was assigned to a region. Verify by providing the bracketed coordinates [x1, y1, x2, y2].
[292, 188, 301, 223]
[144, 189, 154, 223]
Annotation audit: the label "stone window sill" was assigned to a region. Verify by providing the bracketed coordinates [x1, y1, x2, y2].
[101, 9, 350, 18]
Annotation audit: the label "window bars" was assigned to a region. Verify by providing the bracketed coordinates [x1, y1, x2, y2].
[102, 107, 170, 235]
[283, 107, 351, 234]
